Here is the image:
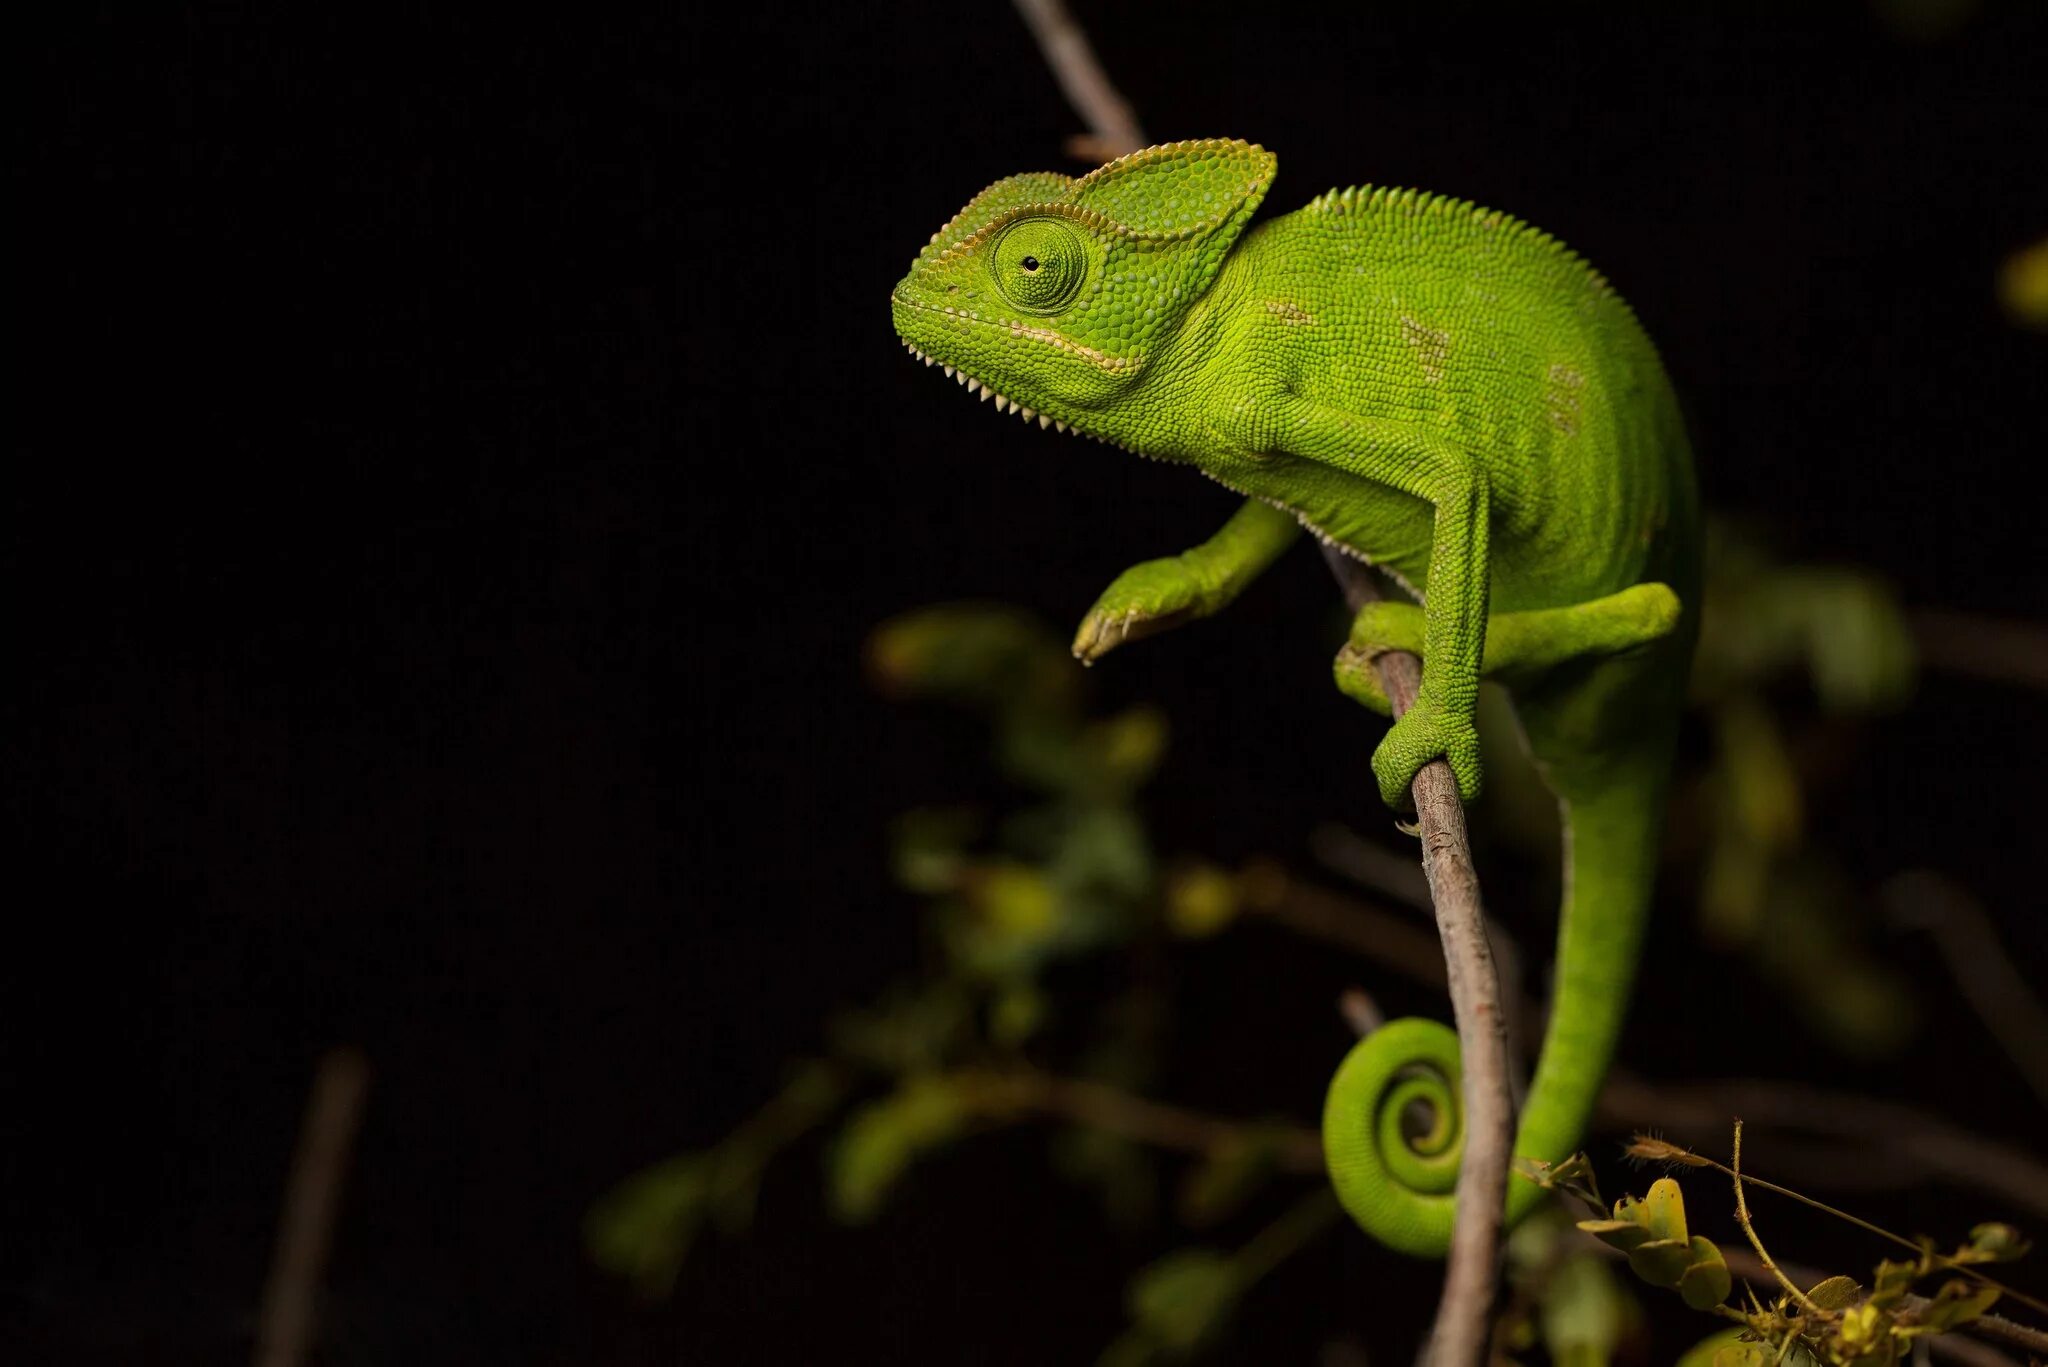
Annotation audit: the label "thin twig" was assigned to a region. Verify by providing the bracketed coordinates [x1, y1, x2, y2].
[1731, 1119, 1822, 1314]
[1600, 1074, 2048, 1223]
[1323, 545, 1513, 1367]
[253, 1047, 372, 1367]
[1311, 820, 1433, 908]
[1910, 608, 2048, 692]
[1881, 870, 2048, 1108]
[957, 1067, 1326, 1173]
[1009, 0, 1147, 162]
[1645, 1131, 2048, 1324]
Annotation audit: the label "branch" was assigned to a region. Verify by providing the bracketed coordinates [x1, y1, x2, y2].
[1322, 546, 1514, 1367]
[1910, 607, 2048, 692]
[1881, 870, 2048, 1108]
[253, 1047, 371, 1367]
[954, 1066, 1325, 1172]
[1009, 0, 1146, 161]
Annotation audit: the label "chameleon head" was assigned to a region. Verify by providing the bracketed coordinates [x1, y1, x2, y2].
[890, 139, 1276, 434]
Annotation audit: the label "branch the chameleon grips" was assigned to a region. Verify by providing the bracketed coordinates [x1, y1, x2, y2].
[1320, 546, 1516, 1367]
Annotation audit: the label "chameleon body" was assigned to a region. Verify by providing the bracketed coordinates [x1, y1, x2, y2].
[890, 140, 1699, 1257]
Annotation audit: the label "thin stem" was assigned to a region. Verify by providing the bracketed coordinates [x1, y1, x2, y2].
[957, 1066, 1326, 1173]
[1657, 1132, 2048, 1318]
[1732, 1119, 1820, 1313]
[253, 1048, 372, 1367]
[1008, 0, 1146, 160]
[1234, 1187, 1342, 1287]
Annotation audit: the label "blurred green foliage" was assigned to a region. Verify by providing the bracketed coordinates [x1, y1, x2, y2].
[585, 526, 2042, 1361]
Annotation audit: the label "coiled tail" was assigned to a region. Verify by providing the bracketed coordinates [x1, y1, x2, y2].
[1321, 744, 1674, 1257]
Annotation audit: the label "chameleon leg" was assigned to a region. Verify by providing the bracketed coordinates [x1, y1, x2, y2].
[1072, 497, 1300, 662]
[1333, 582, 1683, 716]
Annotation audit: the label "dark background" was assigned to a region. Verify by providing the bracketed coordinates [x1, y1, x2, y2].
[14, 2, 2047, 1362]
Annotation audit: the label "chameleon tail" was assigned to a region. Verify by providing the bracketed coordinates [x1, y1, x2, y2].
[1321, 746, 1671, 1258]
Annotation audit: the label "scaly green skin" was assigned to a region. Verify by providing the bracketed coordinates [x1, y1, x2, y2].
[891, 140, 1700, 1258]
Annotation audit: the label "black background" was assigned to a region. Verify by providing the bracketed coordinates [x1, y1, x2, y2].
[14, 2, 2048, 1363]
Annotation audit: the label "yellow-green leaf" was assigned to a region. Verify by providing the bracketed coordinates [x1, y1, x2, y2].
[1127, 1249, 1238, 1350]
[1680, 1237, 1732, 1310]
[1964, 1222, 2031, 1263]
[1577, 1218, 1651, 1254]
[1640, 1177, 1689, 1244]
[827, 1075, 967, 1223]
[1164, 862, 1239, 938]
[1628, 1237, 1694, 1288]
[1805, 1275, 1863, 1310]
[1912, 1278, 1999, 1332]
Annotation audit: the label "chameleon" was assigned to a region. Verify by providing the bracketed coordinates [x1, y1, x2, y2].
[889, 138, 1699, 1258]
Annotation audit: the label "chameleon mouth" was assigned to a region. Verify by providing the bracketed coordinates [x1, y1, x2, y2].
[897, 335, 1078, 434]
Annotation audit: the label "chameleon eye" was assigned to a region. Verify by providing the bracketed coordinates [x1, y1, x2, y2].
[990, 218, 1086, 313]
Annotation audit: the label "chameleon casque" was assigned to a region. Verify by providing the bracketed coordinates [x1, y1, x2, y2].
[889, 139, 1699, 1258]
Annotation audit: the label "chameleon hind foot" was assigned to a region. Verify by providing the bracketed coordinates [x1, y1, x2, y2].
[1334, 582, 1684, 806]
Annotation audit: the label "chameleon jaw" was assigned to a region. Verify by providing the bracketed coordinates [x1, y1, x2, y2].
[897, 336, 1072, 432]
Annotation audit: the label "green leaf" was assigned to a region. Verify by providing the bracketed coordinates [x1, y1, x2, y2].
[1673, 1328, 1760, 1367]
[1127, 1249, 1238, 1351]
[583, 1154, 712, 1296]
[989, 982, 1047, 1046]
[1963, 1222, 2031, 1263]
[1627, 1237, 1694, 1289]
[827, 1075, 968, 1223]
[1164, 862, 1239, 939]
[1805, 1275, 1863, 1310]
[1177, 1129, 1281, 1227]
[1577, 1218, 1651, 1253]
[1911, 1278, 2000, 1332]
[1679, 1237, 1733, 1310]
[1087, 706, 1169, 792]
[1540, 1249, 1628, 1367]
[888, 806, 982, 893]
[1640, 1177, 1689, 1244]
[1869, 1258, 1918, 1308]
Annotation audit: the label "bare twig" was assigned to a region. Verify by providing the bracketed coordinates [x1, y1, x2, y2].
[1311, 820, 1433, 908]
[1338, 987, 1386, 1037]
[1009, 0, 1147, 162]
[1910, 608, 2048, 692]
[1881, 870, 2048, 1108]
[957, 1067, 1326, 1173]
[1599, 1074, 2048, 1223]
[253, 1047, 372, 1367]
[1731, 1120, 1821, 1313]
[1323, 546, 1513, 1367]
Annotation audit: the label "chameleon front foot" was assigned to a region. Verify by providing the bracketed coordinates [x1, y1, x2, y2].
[1373, 697, 1484, 807]
[1072, 556, 1213, 663]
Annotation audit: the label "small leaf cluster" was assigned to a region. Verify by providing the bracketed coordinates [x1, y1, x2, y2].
[1577, 1159, 2034, 1367]
[1578, 1177, 1732, 1311]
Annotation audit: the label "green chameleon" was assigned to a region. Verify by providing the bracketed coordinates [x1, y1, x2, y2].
[889, 139, 1699, 1258]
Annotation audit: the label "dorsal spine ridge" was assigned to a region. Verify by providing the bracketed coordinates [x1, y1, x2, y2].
[1304, 184, 1617, 299]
